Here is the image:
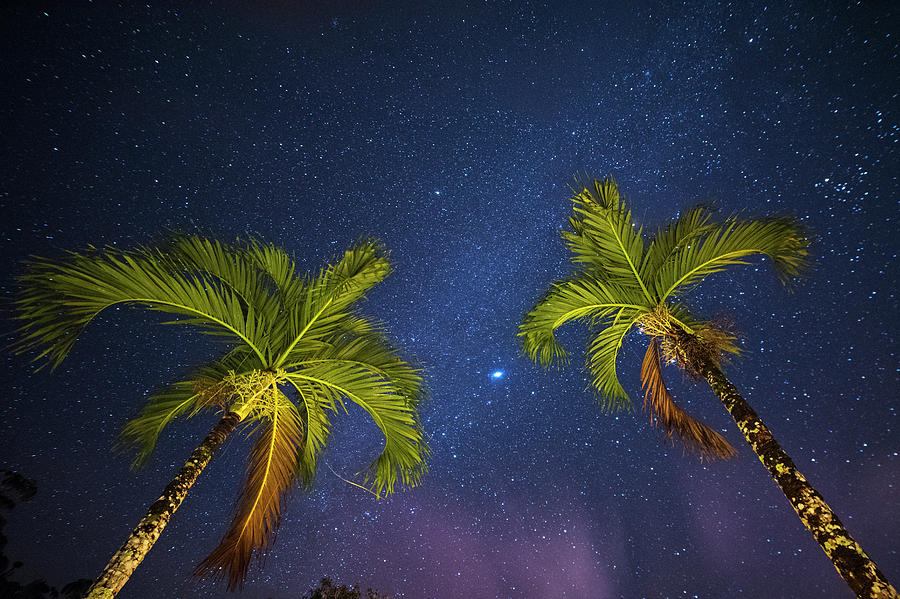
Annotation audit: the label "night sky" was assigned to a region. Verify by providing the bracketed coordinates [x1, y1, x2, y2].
[2, 2, 897, 598]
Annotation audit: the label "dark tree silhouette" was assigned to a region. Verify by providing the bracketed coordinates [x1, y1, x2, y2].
[0, 470, 93, 599]
[299, 577, 390, 599]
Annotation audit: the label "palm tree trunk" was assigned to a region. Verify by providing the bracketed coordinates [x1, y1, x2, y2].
[85, 411, 242, 599]
[700, 361, 897, 599]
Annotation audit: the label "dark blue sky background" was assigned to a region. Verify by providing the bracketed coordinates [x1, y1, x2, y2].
[2, 2, 897, 598]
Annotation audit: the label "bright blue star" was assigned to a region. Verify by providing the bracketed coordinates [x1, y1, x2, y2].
[491, 370, 504, 379]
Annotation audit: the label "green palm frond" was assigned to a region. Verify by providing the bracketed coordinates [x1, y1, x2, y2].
[308, 240, 392, 319]
[14, 247, 268, 368]
[639, 204, 715, 285]
[283, 329, 425, 491]
[519, 277, 648, 368]
[562, 178, 651, 298]
[117, 381, 209, 468]
[166, 235, 282, 320]
[277, 313, 382, 368]
[586, 307, 645, 410]
[288, 333, 425, 407]
[117, 347, 262, 467]
[163, 235, 290, 360]
[337, 313, 382, 336]
[284, 376, 335, 489]
[243, 239, 305, 307]
[286, 358, 427, 497]
[651, 215, 809, 301]
[273, 241, 391, 368]
[195, 345, 264, 379]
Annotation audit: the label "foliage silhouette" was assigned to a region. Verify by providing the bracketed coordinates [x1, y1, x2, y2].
[298, 577, 390, 599]
[0, 470, 93, 599]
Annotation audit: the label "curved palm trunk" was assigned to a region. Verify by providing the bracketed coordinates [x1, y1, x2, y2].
[85, 411, 242, 599]
[701, 362, 897, 599]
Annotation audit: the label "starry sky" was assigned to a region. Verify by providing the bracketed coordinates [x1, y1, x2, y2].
[1, 2, 897, 598]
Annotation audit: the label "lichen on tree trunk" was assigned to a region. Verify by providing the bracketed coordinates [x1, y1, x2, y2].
[84, 411, 242, 599]
[701, 362, 897, 599]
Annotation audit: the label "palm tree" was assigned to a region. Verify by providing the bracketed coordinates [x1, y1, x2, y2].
[13, 236, 428, 598]
[519, 177, 897, 598]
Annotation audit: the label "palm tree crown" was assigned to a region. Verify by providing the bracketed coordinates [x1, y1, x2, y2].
[519, 177, 807, 459]
[14, 235, 428, 589]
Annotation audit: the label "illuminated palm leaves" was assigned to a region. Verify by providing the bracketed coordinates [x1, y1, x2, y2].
[520, 277, 645, 371]
[13, 235, 427, 589]
[286, 359, 424, 496]
[586, 307, 645, 410]
[650, 215, 808, 301]
[14, 247, 268, 368]
[563, 178, 647, 293]
[520, 177, 808, 458]
[284, 333, 426, 494]
[117, 379, 214, 468]
[638, 204, 714, 281]
[117, 347, 258, 468]
[195, 386, 304, 589]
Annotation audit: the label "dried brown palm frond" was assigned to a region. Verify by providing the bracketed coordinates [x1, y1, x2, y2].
[194, 391, 304, 589]
[696, 322, 740, 357]
[640, 339, 737, 461]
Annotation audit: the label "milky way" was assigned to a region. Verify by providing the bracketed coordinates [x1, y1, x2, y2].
[2, 2, 897, 598]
